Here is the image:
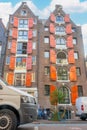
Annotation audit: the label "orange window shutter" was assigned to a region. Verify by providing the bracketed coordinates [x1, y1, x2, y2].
[71, 86, 78, 105]
[50, 49, 56, 63]
[26, 56, 32, 70]
[70, 66, 77, 81]
[50, 13, 55, 22]
[12, 28, 18, 39]
[11, 40, 16, 54]
[29, 18, 33, 28]
[7, 72, 14, 85]
[27, 40, 32, 54]
[50, 23, 55, 34]
[64, 14, 70, 23]
[13, 17, 18, 27]
[50, 85, 56, 94]
[50, 65, 57, 81]
[66, 35, 73, 48]
[26, 73, 32, 87]
[9, 56, 15, 70]
[66, 24, 72, 34]
[68, 50, 75, 63]
[28, 30, 33, 39]
[50, 35, 56, 48]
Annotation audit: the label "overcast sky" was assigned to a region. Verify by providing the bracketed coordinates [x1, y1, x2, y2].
[0, 0, 87, 55]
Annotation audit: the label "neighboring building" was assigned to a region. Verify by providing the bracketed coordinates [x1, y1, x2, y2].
[38, 5, 87, 119]
[0, 19, 6, 77]
[4, 2, 39, 99]
[4, 2, 87, 118]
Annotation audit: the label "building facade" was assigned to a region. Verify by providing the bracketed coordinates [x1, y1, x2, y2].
[4, 2, 87, 118]
[0, 19, 6, 77]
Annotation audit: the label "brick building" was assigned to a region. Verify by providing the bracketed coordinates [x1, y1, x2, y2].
[4, 2, 87, 118]
[0, 19, 6, 77]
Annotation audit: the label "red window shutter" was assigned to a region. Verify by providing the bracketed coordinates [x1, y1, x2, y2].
[27, 40, 32, 54]
[66, 24, 72, 34]
[26, 73, 32, 87]
[9, 56, 15, 70]
[26, 56, 32, 70]
[29, 18, 33, 28]
[11, 40, 16, 54]
[71, 86, 78, 105]
[66, 35, 73, 48]
[68, 50, 75, 63]
[13, 17, 18, 27]
[50, 85, 56, 94]
[50, 65, 57, 81]
[50, 49, 56, 63]
[12, 28, 18, 39]
[64, 14, 70, 23]
[50, 35, 56, 47]
[70, 66, 77, 81]
[28, 30, 33, 39]
[50, 23, 55, 34]
[50, 13, 55, 22]
[7, 72, 14, 85]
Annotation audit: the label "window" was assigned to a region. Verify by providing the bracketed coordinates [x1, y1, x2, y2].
[44, 66, 50, 75]
[56, 37, 65, 45]
[57, 67, 68, 80]
[0, 45, 2, 57]
[9, 29, 12, 36]
[18, 30, 28, 40]
[44, 85, 50, 96]
[8, 42, 11, 49]
[72, 27, 76, 32]
[44, 37, 49, 43]
[34, 19, 37, 24]
[73, 38, 77, 45]
[59, 86, 70, 104]
[57, 52, 67, 64]
[55, 26, 65, 35]
[6, 56, 10, 65]
[44, 26, 49, 31]
[44, 51, 49, 58]
[74, 52, 79, 59]
[19, 19, 28, 28]
[14, 73, 25, 86]
[32, 72, 35, 82]
[10, 17, 13, 24]
[21, 10, 27, 16]
[17, 42, 27, 54]
[32, 56, 36, 65]
[76, 67, 81, 76]
[56, 16, 64, 23]
[33, 30, 37, 37]
[78, 85, 83, 96]
[33, 42, 36, 49]
[16, 57, 26, 68]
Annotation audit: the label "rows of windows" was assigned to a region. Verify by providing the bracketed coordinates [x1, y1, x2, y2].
[14, 73, 35, 86]
[44, 51, 79, 60]
[6, 56, 36, 66]
[44, 85, 83, 103]
[44, 66, 81, 78]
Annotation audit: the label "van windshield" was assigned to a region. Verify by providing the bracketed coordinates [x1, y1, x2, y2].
[0, 77, 9, 85]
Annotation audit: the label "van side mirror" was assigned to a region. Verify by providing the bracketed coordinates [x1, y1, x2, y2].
[0, 85, 2, 89]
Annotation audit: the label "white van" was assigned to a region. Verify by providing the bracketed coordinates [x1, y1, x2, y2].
[0, 78, 37, 130]
[76, 97, 87, 120]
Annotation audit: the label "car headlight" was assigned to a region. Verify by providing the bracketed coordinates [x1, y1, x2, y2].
[21, 96, 29, 103]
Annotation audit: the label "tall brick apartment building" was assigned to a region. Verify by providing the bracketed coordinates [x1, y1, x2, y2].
[4, 2, 87, 118]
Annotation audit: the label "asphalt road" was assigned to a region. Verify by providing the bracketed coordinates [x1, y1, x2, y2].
[17, 120, 87, 130]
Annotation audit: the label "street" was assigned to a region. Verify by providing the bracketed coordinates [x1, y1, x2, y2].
[17, 120, 87, 130]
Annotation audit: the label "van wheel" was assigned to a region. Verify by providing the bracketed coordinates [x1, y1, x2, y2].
[80, 117, 86, 121]
[0, 109, 17, 130]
